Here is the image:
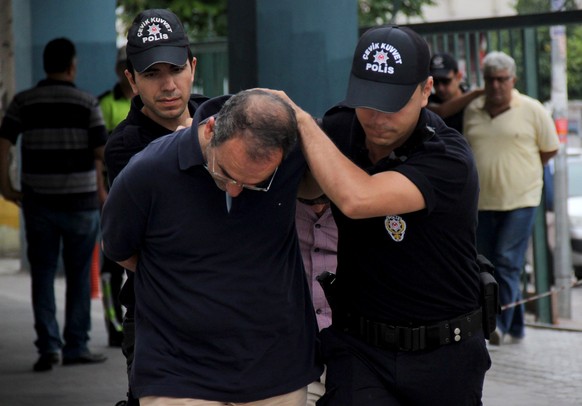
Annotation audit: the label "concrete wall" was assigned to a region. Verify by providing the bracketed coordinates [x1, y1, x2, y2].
[0, 0, 118, 259]
[255, 0, 358, 117]
[27, 0, 118, 96]
[228, 0, 358, 118]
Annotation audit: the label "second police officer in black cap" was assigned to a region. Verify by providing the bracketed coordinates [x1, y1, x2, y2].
[266, 25, 491, 405]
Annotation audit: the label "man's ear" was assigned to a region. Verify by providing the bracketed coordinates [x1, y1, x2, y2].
[125, 69, 138, 94]
[419, 77, 433, 108]
[423, 77, 434, 97]
[190, 57, 197, 83]
[203, 116, 215, 141]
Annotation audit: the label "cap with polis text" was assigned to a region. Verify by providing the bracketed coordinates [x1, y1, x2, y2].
[430, 53, 458, 78]
[345, 26, 430, 113]
[126, 9, 189, 73]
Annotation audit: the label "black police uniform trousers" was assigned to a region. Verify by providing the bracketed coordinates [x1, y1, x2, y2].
[317, 326, 491, 406]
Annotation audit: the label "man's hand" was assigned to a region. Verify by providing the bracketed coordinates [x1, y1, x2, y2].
[256, 88, 318, 133]
[256, 88, 303, 115]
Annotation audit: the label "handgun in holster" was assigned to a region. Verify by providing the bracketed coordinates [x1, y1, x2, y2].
[477, 254, 501, 340]
[316, 271, 337, 310]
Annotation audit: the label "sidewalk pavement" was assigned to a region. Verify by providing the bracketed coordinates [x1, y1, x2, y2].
[1, 257, 582, 405]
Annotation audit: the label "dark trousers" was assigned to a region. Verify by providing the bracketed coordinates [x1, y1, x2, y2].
[476, 208, 536, 339]
[317, 326, 491, 406]
[122, 308, 139, 406]
[100, 254, 124, 344]
[23, 202, 99, 358]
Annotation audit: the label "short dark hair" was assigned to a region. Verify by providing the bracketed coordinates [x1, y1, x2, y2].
[43, 38, 76, 74]
[211, 89, 298, 161]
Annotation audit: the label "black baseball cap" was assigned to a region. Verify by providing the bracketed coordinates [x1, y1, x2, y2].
[430, 53, 458, 78]
[126, 9, 189, 73]
[344, 26, 430, 113]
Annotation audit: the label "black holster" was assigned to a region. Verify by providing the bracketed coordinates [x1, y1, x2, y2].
[318, 259, 500, 341]
[477, 254, 500, 339]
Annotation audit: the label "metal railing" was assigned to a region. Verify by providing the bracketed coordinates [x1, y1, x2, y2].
[403, 9, 582, 100]
[394, 10, 582, 324]
[190, 38, 228, 97]
[190, 10, 582, 323]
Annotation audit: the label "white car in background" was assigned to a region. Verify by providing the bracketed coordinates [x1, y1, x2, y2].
[543, 148, 582, 279]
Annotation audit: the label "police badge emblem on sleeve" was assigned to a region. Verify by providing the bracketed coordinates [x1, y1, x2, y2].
[385, 215, 406, 242]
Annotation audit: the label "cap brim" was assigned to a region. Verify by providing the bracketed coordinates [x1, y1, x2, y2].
[131, 46, 188, 73]
[344, 74, 418, 113]
[430, 69, 452, 78]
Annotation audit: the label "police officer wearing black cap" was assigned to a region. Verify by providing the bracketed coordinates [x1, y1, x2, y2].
[427, 52, 483, 133]
[266, 25, 490, 405]
[104, 8, 208, 406]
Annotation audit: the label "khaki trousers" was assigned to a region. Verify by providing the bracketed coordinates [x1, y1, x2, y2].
[141, 387, 307, 406]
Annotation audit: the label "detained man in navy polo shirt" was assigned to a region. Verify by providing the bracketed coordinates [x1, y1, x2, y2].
[101, 89, 322, 405]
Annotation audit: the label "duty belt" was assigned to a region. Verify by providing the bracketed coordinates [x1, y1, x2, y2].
[333, 308, 482, 351]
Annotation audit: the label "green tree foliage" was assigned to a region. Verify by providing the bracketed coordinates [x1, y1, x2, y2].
[516, 0, 578, 14]
[358, 0, 436, 25]
[117, 0, 434, 39]
[568, 25, 582, 100]
[514, 0, 582, 100]
[117, 0, 227, 40]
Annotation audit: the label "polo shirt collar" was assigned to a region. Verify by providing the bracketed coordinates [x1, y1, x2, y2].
[177, 125, 204, 170]
[509, 89, 522, 107]
[476, 88, 521, 110]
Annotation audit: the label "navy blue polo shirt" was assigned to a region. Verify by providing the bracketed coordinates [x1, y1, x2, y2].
[322, 106, 481, 324]
[101, 96, 322, 401]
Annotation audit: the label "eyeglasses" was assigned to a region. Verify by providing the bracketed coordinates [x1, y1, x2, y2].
[204, 147, 278, 192]
[484, 75, 513, 84]
[433, 77, 453, 86]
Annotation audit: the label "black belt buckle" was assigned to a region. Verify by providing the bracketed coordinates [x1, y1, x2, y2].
[396, 325, 426, 351]
[335, 309, 481, 352]
[439, 309, 482, 345]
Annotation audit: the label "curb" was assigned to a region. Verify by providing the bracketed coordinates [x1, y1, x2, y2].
[0, 258, 22, 275]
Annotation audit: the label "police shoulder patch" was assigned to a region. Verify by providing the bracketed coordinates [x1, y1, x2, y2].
[384, 215, 406, 242]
